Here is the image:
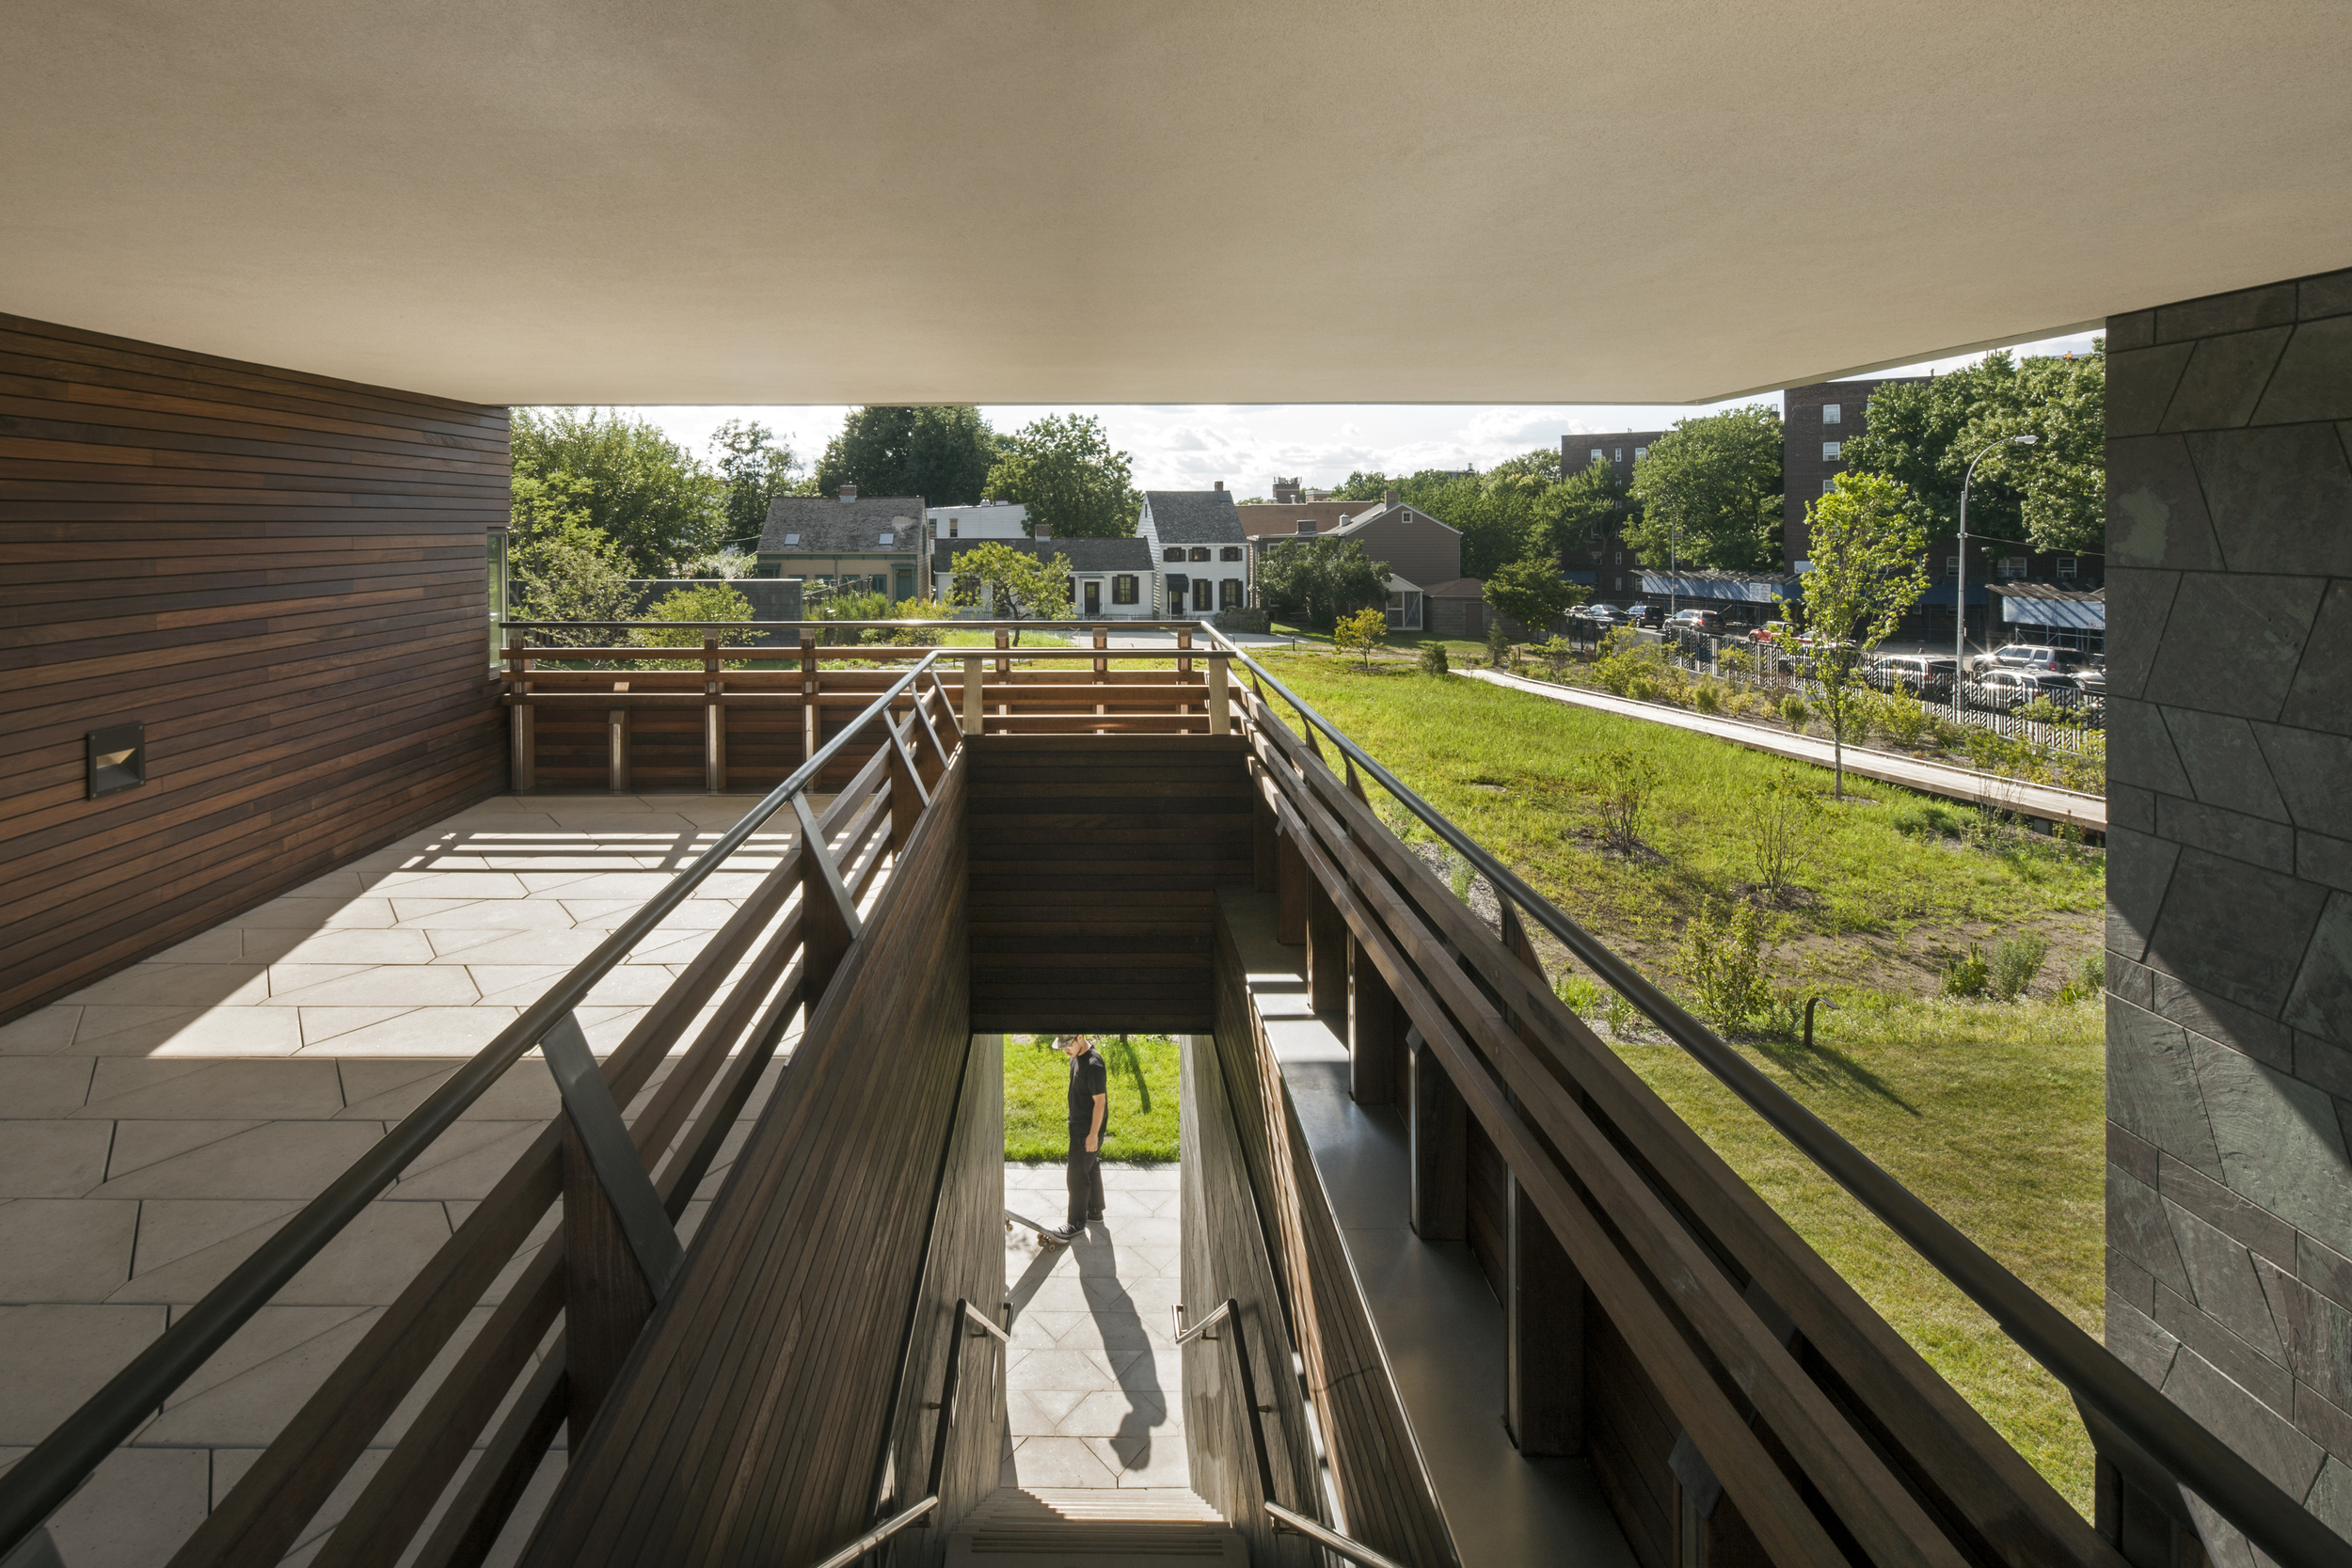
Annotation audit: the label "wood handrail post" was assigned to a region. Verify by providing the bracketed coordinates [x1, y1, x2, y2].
[1347, 931, 1398, 1106]
[1209, 657, 1232, 736]
[561, 1117, 655, 1448]
[1497, 900, 1585, 1456]
[1093, 624, 1107, 725]
[993, 626, 1009, 676]
[608, 681, 629, 795]
[962, 656, 984, 736]
[801, 634, 819, 768]
[704, 634, 724, 794]
[1177, 626, 1192, 677]
[507, 643, 534, 793]
[885, 719, 929, 854]
[793, 793, 862, 997]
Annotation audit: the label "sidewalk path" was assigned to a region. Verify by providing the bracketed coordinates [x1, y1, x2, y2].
[1001, 1163, 1185, 1489]
[1467, 668, 2106, 832]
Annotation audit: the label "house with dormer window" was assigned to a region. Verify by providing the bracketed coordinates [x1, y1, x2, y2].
[1136, 484, 1250, 618]
[756, 484, 928, 605]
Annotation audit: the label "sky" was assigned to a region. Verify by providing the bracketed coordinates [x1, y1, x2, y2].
[607, 330, 2103, 499]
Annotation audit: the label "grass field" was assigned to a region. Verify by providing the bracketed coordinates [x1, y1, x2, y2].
[1253, 653, 2106, 1514]
[1005, 1033, 1182, 1163]
[1612, 993, 2105, 1514]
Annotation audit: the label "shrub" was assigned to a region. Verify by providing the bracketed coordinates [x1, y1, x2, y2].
[1418, 641, 1451, 674]
[1447, 851, 1475, 902]
[1872, 689, 1932, 748]
[1485, 617, 1513, 670]
[629, 581, 757, 667]
[1989, 934, 2050, 1001]
[1745, 767, 1822, 901]
[1679, 899, 1791, 1037]
[1555, 973, 1606, 1020]
[1334, 607, 1388, 669]
[1692, 679, 1724, 715]
[1888, 800, 1968, 839]
[1535, 635, 1580, 678]
[1944, 946, 1991, 998]
[2056, 952, 2106, 1005]
[1780, 693, 1810, 730]
[1931, 718, 1970, 750]
[1586, 746, 1660, 853]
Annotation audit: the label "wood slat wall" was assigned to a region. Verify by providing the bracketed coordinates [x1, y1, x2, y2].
[965, 733, 1252, 1034]
[1205, 911, 1464, 1567]
[0, 312, 508, 1020]
[518, 756, 981, 1567]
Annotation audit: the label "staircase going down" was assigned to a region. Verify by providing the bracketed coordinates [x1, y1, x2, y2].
[946, 1488, 1248, 1565]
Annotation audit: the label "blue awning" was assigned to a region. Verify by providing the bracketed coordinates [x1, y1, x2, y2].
[1638, 572, 1794, 605]
[2000, 594, 2106, 629]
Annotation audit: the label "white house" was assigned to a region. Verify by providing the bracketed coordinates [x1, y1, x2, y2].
[926, 499, 1029, 541]
[1136, 485, 1249, 619]
[930, 530, 1159, 621]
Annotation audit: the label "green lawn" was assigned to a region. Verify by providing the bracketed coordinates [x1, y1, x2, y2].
[1005, 1034, 1182, 1163]
[1612, 993, 2104, 1515]
[1254, 654, 2106, 1515]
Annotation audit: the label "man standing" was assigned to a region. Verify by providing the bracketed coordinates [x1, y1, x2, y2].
[1049, 1034, 1107, 1243]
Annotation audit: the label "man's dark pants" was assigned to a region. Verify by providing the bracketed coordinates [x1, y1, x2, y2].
[1067, 1132, 1104, 1227]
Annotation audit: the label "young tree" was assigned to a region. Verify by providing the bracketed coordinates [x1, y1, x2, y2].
[984, 414, 1138, 538]
[1333, 607, 1388, 670]
[1800, 473, 1930, 798]
[1484, 557, 1589, 636]
[948, 539, 1073, 644]
[1256, 538, 1390, 629]
[708, 420, 798, 547]
[1626, 405, 1785, 570]
[810, 405, 997, 506]
[512, 408, 725, 575]
[629, 582, 759, 668]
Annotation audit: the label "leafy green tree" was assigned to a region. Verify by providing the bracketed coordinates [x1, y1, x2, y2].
[510, 519, 638, 648]
[1799, 472, 1930, 798]
[1838, 347, 2104, 552]
[984, 414, 1137, 538]
[948, 539, 1073, 644]
[512, 408, 725, 575]
[1536, 456, 1634, 560]
[1333, 452, 1622, 579]
[708, 420, 798, 547]
[810, 405, 998, 505]
[1484, 557, 1589, 633]
[1334, 608, 1388, 670]
[1627, 405, 1785, 570]
[1257, 538, 1390, 629]
[629, 582, 759, 669]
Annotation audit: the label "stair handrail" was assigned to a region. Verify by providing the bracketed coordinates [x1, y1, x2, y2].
[1202, 626, 2352, 1568]
[811, 1299, 1008, 1568]
[1175, 1299, 1403, 1567]
[0, 652, 951, 1565]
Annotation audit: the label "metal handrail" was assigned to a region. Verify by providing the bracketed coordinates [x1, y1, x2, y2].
[0, 653, 951, 1563]
[1265, 1503, 1410, 1568]
[1204, 627, 2352, 1568]
[806, 1497, 939, 1568]
[1172, 1299, 1231, 1346]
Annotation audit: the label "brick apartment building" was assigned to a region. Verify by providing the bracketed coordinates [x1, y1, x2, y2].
[1559, 431, 1664, 600]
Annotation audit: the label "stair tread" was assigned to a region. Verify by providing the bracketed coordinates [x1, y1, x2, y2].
[946, 1489, 1247, 1563]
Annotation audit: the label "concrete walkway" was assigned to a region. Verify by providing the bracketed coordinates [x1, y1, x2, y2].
[1001, 1163, 1186, 1490]
[0, 793, 795, 1568]
[1468, 667, 2106, 832]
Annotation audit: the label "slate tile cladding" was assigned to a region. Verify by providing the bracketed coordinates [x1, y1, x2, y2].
[2105, 264, 2352, 1544]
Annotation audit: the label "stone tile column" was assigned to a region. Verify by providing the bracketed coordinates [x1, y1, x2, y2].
[2106, 264, 2352, 1558]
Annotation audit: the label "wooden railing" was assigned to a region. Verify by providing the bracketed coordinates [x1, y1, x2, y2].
[502, 625, 1233, 791]
[1210, 629, 2349, 1568]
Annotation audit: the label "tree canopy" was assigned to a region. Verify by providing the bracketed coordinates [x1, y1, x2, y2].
[1626, 405, 1785, 571]
[984, 414, 1139, 538]
[1484, 557, 1590, 633]
[1329, 460, 1570, 579]
[708, 420, 799, 547]
[810, 405, 998, 506]
[1838, 347, 2105, 552]
[947, 540, 1073, 641]
[511, 408, 725, 575]
[1257, 537, 1390, 629]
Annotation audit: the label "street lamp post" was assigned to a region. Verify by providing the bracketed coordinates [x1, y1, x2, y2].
[1954, 434, 2038, 713]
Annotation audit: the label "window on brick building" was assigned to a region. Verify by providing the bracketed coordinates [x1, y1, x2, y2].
[1591, 449, 1603, 463]
[1822, 441, 1841, 460]
[1614, 448, 1623, 461]
[1822, 404, 1842, 424]
[1822, 480, 1835, 494]
[2058, 557, 2078, 578]
[1633, 447, 1646, 461]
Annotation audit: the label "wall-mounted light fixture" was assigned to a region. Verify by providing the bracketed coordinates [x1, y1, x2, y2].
[87, 721, 145, 799]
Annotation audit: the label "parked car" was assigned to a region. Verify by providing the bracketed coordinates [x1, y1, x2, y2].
[1664, 608, 1724, 635]
[1969, 668, 2090, 713]
[1985, 643, 2099, 674]
[1873, 654, 1959, 698]
[1749, 619, 1796, 646]
[1625, 602, 1665, 629]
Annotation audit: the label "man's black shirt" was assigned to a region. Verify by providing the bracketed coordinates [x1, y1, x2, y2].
[1067, 1047, 1108, 1138]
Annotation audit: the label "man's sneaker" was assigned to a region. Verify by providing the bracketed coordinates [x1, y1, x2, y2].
[1042, 1223, 1083, 1246]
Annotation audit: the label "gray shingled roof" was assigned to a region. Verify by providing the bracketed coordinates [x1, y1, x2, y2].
[1143, 490, 1245, 544]
[760, 495, 925, 554]
[1327, 499, 1461, 539]
[932, 536, 1152, 574]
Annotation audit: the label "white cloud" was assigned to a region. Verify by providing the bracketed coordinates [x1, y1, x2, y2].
[599, 330, 2102, 497]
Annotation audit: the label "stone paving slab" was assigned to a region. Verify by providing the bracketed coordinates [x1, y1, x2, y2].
[1002, 1162, 1185, 1491]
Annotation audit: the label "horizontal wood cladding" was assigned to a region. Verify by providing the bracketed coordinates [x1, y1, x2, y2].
[962, 734, 1251, 1034]
[0, 313, 507, 1022]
